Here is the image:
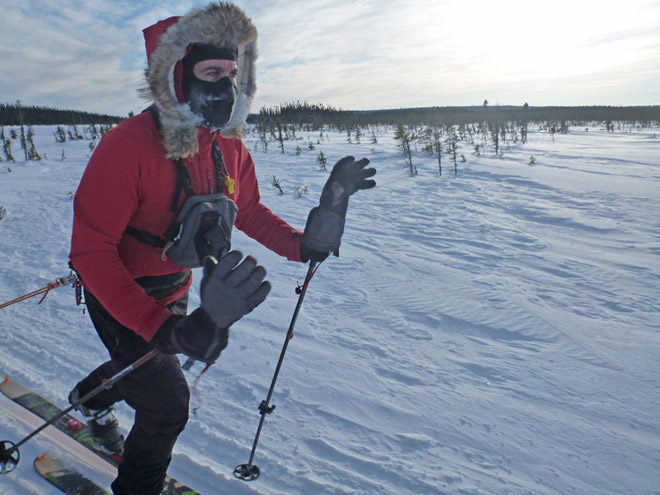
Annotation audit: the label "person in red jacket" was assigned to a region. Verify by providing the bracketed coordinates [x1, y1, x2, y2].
[68, 3, 375, 495]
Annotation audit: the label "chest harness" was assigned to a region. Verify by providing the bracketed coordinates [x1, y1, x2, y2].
[125, 139, 238, 268]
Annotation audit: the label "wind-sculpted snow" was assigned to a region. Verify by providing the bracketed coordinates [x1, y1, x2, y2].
[0, 123, 659, 494]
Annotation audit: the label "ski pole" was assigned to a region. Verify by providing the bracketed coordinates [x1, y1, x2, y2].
[0, 348, 160, 474]
[0, 273, 78, 309]
[234, 261, 318, 481]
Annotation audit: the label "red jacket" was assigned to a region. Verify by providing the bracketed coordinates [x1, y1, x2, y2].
[70, 112, 302, 342]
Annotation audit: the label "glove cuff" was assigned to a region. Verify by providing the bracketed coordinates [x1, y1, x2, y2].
[152, 314, 185, 350]
[171, 308, 228, 364]
[303, 206, 346, 253]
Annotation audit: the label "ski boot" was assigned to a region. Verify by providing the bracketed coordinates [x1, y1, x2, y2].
[68, 386, 124, 456]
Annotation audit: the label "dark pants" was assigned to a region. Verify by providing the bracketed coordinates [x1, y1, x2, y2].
[74, 290, 190, 495]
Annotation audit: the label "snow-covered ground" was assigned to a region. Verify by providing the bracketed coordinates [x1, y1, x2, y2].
[0, 121, 659, 495]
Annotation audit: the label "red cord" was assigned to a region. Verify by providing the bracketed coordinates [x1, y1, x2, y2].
[296, 262, 321, 292]
[291, 262, 322, 339]
[190, 363, 211, 415]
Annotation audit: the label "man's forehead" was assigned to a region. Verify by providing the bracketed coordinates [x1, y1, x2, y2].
[194, 59, 237, 70]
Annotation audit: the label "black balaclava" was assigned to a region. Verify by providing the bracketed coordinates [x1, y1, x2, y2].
[181, 44, 239, 129]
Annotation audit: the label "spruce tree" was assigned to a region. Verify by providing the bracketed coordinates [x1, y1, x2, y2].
[26, 126, 42, 160]
[394, 124, 415, 175]
[317, 150, 327, 170]
[1, 127, 15, 162]
[54, 125, 67, 143]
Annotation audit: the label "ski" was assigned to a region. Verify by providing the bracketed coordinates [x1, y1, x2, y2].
[35, 451, 197, 495]
[34, 451, 110, 495]
[0, 377, 121, 465]
[1, 377, 201, 494]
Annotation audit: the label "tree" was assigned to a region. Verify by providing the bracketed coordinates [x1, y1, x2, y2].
[1, 127, 15, 162]
[433, 127, 442, 176]
[446, 131, 458, 174]
[317, 150, 327, 170]
[276, 119, 285, 154]
[19, 124, 28, 160]
[54, 126, 67, 143]
[394, 124, 416, 176]
[257, 115, 269, 153]
[520, 103, 529, 144]
[271, 176, 284, 194]
[493, 123, 500, 155]
[26, 126, 42, 160]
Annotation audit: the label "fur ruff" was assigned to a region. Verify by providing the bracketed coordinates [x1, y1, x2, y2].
[142, 2, 258, 158]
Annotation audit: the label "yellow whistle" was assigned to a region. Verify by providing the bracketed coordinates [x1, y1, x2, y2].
[225, 176, 235, 194]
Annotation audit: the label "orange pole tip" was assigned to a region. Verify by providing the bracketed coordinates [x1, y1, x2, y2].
[36, 451, 50, 461]
[1, 374, 8, 385]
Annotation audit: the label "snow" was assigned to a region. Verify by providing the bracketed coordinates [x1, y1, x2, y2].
[1, 122, 659, 495]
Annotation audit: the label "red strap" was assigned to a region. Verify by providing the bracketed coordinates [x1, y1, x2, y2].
[191, 363, 211, 415]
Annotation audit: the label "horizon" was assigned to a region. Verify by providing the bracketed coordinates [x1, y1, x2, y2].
[2, 0, 659, 117]
[4, 101, 660, 121]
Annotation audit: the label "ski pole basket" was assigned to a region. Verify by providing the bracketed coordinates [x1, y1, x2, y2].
[0, 440, 19, 474]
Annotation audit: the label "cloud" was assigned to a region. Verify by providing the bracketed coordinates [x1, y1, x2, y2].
[1, 0, 659, 116]
[1, 0, 145, 115]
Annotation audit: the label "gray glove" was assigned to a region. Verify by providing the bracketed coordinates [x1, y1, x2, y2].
[154, 251, 271, 364]
[200, 251, 271, 327]
[301, 156, 376, 260]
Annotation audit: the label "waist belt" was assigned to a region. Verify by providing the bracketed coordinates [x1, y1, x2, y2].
[135, 271, 191, 300]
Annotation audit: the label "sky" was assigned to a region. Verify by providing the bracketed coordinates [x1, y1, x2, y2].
[1, 0, 660, 117]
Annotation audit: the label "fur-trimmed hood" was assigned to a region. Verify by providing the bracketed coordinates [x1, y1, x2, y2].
[141, 2, 257, 159]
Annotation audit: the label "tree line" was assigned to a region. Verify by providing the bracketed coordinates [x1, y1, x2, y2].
[5, 99, 658, 130]
[249, 101, 660, 130]
[0, 101, 123, 126]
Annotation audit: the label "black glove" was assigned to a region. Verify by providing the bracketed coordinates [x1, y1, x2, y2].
[154, 251, 271, 364]
[301, 156, 376, 261]
[156, 308, 228, 364]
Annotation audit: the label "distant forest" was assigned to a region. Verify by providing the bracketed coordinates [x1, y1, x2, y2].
[0, 102, 123, 126]
[3, 100, 659, 129]
[251, 102, 660, 129]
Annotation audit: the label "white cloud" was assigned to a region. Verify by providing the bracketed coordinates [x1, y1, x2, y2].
[1, 0, 659, 116]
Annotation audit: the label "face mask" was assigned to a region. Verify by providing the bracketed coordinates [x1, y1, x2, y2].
[186, 76, 237, 129]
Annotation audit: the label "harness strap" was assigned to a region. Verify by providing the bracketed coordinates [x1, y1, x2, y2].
[171, 158, 195, 212]
[135, 271, 191, 299]
[125, 226, 167, 248]
[212, 140, 228, 187]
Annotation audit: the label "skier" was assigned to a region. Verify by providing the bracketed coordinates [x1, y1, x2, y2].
[68, 3, 375, 494]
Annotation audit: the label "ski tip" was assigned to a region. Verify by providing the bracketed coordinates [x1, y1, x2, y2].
[36, 450, 49, 462]
[1, 375, 8, 385]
